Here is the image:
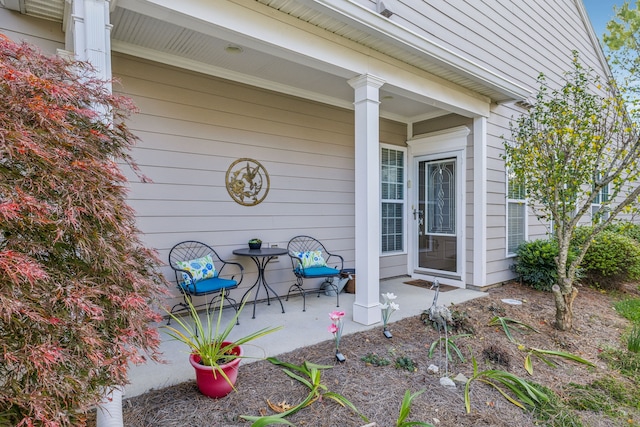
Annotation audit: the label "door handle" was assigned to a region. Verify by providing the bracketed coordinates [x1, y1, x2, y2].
[413, 209, 424, 220]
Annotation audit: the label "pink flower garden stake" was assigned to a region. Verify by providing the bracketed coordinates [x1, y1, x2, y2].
[328, 310, 346, 362]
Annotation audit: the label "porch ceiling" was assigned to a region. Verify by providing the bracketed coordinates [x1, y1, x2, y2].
[8, 0, 528, 121]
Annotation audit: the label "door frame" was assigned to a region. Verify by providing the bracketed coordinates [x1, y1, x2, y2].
[407, 126, 469, 287]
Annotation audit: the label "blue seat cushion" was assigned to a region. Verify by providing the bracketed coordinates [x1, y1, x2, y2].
[296, 266, 341, 278]
[180, 277, 238, 295]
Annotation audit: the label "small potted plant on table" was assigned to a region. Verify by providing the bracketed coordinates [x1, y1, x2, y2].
[248, 238, 262, 250]
[164, 295, 281, 398]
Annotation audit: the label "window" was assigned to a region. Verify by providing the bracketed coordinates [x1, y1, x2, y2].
[381, 146, 405, 253]
[592, 173, 609, 223]
[506, 168, 526, 256]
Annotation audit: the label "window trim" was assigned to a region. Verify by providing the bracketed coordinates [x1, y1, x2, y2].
[380, 144, 407, 256]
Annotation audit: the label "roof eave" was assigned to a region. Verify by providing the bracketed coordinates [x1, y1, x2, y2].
[295, 0, 531, 103]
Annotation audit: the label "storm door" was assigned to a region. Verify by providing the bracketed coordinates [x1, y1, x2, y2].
[416, 158, 458, 273]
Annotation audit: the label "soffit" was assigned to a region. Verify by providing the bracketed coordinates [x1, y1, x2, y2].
[18, 0, 64, 21]
[257, 0, 473, 89]
[255, 0, 528, 103]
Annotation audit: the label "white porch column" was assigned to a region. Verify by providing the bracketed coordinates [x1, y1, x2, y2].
[473, 117, 487, 288]
[348, 74, 385, 325]
[64, 0, 113, 88]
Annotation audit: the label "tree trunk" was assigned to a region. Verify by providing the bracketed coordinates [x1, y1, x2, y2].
[551, 283, 578, 331]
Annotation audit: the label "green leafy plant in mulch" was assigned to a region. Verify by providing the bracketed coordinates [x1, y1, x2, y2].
[464, 356, 550, 413]
[420, 306, 476, 334]
[361, 352, 390, 366]
[489, 316, 595, 375]
[520, 346, 595, 376]
[427, 334, 471, 363]
[240, 358, 368, 426]
[395, 355, 418, 372]
[488, 316, 539, 343]
[449, 308, 476, 334]
[464, 358, 584, 426]
[395, 389, 434, 427]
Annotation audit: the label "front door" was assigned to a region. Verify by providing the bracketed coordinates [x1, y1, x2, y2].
[416, 157, 458, 273]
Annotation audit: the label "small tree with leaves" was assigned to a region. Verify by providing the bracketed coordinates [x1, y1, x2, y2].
[504, 52, 640, 331]
[0, 34, 167, 426]
[603, 0, 640, 122]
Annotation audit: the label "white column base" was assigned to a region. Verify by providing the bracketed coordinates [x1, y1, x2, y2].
[353, 301, 382, 325]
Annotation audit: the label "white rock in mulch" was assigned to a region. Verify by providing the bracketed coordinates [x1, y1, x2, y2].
[427, 364, 439, 374]
[439, 377, 456, 389]
[432, 418, 441, 425]
[453, 373, 468, 383]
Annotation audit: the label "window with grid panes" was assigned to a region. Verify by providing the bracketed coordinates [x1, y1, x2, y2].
[381, 147, 405, 253]
[507, 168, 526, 255]
[591, 172, 609, 223]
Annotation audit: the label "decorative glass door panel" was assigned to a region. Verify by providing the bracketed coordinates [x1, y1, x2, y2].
[417, 158, 457, 272]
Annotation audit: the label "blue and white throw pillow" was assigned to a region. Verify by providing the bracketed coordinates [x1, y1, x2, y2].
[175, 254, 216, 284]
[296, 250, 327, 269]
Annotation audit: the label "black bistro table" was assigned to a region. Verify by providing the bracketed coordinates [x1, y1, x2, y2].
[233, 247, 287, 319]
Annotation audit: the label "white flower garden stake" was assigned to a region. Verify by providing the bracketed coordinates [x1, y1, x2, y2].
[380, 292, 399, 338]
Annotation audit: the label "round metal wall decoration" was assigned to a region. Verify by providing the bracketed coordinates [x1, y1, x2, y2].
[225, 158, 270, 206]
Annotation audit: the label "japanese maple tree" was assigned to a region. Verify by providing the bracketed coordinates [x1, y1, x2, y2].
[0, 34, 167, 426]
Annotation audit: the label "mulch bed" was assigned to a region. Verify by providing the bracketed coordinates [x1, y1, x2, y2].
[88, 281, 639, 426]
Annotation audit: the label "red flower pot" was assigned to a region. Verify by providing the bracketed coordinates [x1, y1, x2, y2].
[189, 342, 243, 398]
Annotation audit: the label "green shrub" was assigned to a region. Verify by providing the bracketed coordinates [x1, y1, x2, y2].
[570, 225, 594, 247]
[579, 231, 640, 289]
[605, 221, 640, 244]
[510, 239, 560, 291]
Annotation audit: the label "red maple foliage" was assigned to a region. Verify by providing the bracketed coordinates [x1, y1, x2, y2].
[0, 34, 168, 426]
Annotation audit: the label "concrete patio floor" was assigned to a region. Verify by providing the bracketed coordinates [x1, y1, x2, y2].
[124, 276, 487, 399]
